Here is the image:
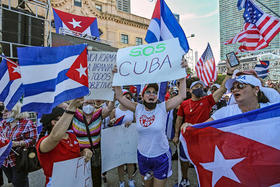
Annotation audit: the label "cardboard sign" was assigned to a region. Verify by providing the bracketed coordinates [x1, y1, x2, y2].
[101, 124, 138, 173]
[112, 38, 186, 86]
[52, 157, 92, 187]
[86, 51, 116, 101]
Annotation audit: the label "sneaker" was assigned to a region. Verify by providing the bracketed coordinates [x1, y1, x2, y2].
[128, 179, 135, 187]
[119, 181, 125, 187]
[179, 178, 190, 187]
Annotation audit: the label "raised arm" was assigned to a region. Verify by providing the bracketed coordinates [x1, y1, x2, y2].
[166, 77, 186, 111]
[213, 61, 236, 103]
[39, 98, 83, 153]
[114, 86, 137, 112]
[102, 100, 115, 119]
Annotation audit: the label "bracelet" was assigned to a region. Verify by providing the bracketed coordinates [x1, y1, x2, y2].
[227, 72, 233, 76]
[65, 110, 76, 115]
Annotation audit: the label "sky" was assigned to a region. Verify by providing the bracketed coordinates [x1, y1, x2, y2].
[130, 0, 220, 65]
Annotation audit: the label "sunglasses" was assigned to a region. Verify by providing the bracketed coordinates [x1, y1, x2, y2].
[230, 83, 248, 92]
[145, 90, 157, 96]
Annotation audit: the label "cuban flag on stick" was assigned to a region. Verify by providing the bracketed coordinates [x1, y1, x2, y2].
[0, 56, 24, 110]
[114, 115, 125, 127]
[180, 103, 280, 187]
[145, 0, 189, 53]
[0, 137, 12, 166]
[53, 8, 100, 39]
[254, 60, 269, 79]
[17, 44, 89, 114]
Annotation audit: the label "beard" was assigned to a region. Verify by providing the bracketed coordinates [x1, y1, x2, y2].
[143, 100, 157, 110]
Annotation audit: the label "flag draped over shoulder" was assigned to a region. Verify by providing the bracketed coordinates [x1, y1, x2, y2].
[0, 137, 12, 166]
[195, 43, 216, 86]
[0, 57, 24, 110]
[53, 8, 100, 39]
[17, 44, 89, 114]
[225, 0, 280, 52]
[145, 0, 189, 53]
[254, 60, 269, 79]
[180, 103, 280, 187]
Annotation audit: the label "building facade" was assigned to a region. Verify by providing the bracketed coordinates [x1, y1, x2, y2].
[219, 0, 280, 60]
[52, 0, 149, 49]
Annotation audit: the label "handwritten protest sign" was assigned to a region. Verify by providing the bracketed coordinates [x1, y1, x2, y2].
[101, 124, 138, 173]
[112, 38, 186, 86]
[86, 51, 116, 101]
[52, 157, 92, 187]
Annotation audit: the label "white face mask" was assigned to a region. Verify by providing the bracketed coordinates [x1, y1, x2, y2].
[82, 105, 95, 114]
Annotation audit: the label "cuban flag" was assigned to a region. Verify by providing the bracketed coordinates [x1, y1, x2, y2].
[114, 115, 125, 127]
[17, 44, 89, 114]
[0, 137, 12, 166]
[0, 56, 24, 110]
[53, 8, 100, 39]
[145, 0, 189, 53]
[180, 103, 280, 187]
[254, 60, 269, 79]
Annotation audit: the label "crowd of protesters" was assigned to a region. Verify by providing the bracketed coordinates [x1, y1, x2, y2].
[0, 57, 280, 187]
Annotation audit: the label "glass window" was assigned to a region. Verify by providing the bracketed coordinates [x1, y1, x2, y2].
[136, 37, 143, 45]
[121, 34, 128, 44]
[74, 0, 82, 7]
[96, 4, 102, 11]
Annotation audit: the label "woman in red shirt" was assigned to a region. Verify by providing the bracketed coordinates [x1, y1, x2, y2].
[36, 98, 92, 187]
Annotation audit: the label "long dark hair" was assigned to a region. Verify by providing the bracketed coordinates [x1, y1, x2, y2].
[258, 91, 269, 103]
[38, 107, 65, 141]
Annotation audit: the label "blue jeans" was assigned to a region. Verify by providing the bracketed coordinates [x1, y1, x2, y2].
[2, 166, 29, 187]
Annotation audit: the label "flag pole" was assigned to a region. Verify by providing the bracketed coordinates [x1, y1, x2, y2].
[254, 0, 280, 18]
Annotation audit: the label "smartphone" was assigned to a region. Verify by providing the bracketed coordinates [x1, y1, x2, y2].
[226, 52, 240, 67]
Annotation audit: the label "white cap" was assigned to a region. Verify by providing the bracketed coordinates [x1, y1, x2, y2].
[226, 75, 261, 91]
[190, 81, 206, 89]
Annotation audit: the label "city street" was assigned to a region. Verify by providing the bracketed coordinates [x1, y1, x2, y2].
[2, 160, 198, 187]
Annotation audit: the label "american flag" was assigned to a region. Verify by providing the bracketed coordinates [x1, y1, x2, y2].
[195, 43, 216, 86]
[225, 0, 280, 52]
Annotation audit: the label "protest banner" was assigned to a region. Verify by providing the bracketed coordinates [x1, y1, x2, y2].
[52, 157, 92, 187]
[112, 38, 186, 86]
[101, 124, 138, 173]
[86, 51, 116, 101]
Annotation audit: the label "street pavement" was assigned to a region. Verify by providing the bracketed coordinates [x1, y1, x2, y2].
[1, 160, 198, 187]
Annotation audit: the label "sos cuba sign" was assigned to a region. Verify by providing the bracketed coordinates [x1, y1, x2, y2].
[112, 38, 186, 86]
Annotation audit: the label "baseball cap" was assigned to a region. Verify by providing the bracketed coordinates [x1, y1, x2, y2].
[235, 70, 258, 77]
[226, 75, 261, 91]
[142, 83, 159, 96]
[190, 81, 206, 89]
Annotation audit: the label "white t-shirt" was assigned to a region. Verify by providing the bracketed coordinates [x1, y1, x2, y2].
[115, 106, 134, 125]
[212, 103, 271, 120]
[135, 102, 169, 157]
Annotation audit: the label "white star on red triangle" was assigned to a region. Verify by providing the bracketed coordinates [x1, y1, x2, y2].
[12, 66, 21, 74]
[68, 18, 82, 29]
[200, 146, 245, 187]
[75, 64, 87, 78]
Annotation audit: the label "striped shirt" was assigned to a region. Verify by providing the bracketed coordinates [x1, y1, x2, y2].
[72, 109, 102, 149]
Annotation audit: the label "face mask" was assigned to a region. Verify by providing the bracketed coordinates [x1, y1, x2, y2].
[82, 105, 95, 114]
[192, 88, 204, 98]
[143, 101, 157, 110]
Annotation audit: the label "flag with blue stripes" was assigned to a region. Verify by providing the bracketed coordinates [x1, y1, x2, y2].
[0, 56, 24, 110]
[254, 60, 269, 79]
[0, 137, 12, 166]
[145, 0, 189, 53]
[180, 102, 280, 186]
[17, 44, 89, 114]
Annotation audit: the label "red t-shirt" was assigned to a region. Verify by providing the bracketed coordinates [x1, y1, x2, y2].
[177, 95, 216, 124]
[36, 132, 81, 186]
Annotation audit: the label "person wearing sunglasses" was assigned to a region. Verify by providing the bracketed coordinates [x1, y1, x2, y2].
[113, 76, 186, 187]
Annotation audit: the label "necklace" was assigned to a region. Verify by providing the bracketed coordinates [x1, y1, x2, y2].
[189, 101, 193, 112]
